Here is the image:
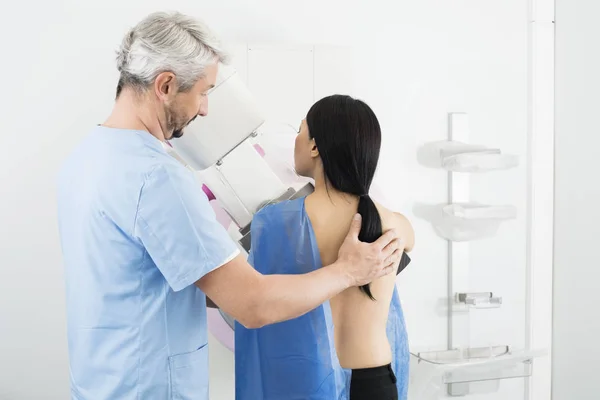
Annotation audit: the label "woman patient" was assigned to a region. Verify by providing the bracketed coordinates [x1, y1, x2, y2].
[235, 94, 415, 400]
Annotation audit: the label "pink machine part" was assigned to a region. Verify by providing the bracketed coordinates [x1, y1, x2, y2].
[253, 143, 265, 157]
[202, 184, 216, 201]
[205, 142, 266, 351]
[207, 309, 236, 350]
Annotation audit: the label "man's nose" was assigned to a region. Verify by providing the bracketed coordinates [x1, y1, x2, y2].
[198, 97, 209, 117]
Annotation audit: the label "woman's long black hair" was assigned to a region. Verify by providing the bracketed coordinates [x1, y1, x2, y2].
[306, 94, 382, 300]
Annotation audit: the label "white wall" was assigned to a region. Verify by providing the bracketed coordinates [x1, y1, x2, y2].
[0, 1, 535, 399]
[553, 1, 600, 399]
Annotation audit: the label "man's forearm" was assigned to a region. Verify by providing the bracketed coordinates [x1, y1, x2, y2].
[249, 262, 351, 328]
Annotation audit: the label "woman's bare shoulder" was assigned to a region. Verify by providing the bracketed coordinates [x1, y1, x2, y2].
[375, 202, 415, 252]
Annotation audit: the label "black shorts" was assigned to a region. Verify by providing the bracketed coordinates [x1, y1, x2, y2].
[350, 363, 398, 400]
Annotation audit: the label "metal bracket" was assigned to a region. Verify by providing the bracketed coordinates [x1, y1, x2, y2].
[456, 292, 503, 309]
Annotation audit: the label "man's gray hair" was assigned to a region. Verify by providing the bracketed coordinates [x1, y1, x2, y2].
[115, 11, 229, 95]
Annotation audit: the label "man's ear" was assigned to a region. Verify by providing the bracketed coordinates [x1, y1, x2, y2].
[154, 71, 177, 101]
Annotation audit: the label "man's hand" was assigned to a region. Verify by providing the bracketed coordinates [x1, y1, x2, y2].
[337, 214, 404, 287]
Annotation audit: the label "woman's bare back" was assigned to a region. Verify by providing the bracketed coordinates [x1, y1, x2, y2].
[305, 193, 414, 369]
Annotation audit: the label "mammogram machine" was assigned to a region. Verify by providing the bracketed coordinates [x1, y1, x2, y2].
[164, 63, 313, 329]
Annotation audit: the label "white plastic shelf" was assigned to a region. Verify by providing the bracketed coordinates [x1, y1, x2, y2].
[410, 346, 547, 397]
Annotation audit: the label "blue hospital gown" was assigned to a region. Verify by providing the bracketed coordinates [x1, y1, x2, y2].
[234, 198, 410, 400]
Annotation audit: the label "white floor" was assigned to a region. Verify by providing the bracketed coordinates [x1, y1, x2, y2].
[208, 333, 236, 399]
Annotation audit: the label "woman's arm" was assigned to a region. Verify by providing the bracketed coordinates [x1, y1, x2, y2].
[393, 212, 415, 252]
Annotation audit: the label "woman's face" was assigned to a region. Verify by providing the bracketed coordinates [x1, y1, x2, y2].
[293, 119, 318, 178]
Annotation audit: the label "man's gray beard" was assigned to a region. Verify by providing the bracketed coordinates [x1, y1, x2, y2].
[169, 112, 197, 139]
[171, 128, 184, 138]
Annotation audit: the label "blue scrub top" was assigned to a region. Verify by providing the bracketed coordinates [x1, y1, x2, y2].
[56, 126, 239, 400]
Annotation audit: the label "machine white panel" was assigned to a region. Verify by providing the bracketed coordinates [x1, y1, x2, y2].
[247, 44, 315, 127]
[226, 43, 249, 85]
[170, 66, 266, 170]
[217, 141, 288, 218]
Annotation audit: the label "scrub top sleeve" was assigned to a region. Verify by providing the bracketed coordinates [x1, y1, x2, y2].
[135, 163, 240, 292]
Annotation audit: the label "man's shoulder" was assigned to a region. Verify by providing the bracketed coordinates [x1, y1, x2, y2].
[60, 126, 171, 166]
[141, 157, 196, 190]
[93, 127, 192, 182]
[57, 127, 188, 198]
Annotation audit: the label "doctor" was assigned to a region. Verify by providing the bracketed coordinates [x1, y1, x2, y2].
[56, 11, 403, 400]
